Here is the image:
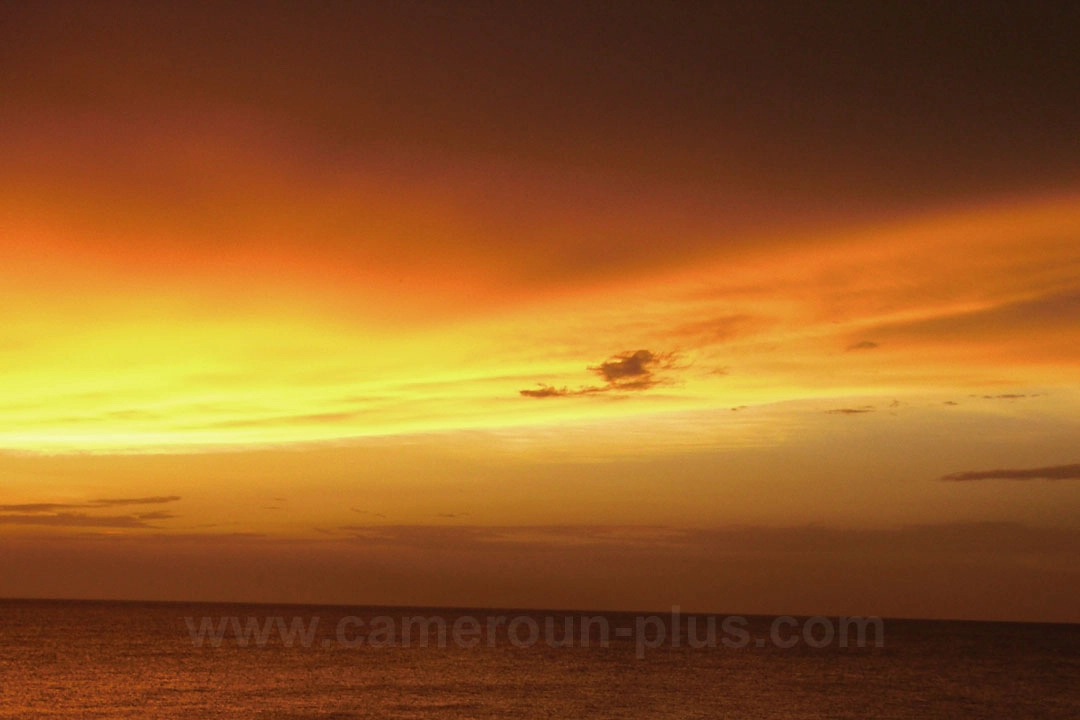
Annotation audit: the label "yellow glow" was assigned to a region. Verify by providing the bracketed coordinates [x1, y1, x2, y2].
[1, 193, 1078, 453]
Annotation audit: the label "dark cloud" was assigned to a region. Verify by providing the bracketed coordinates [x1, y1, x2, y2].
[846, 340, 879, 351]
[825, 406, 875, 415]
[0, 512, 161, 528]
[0, 503, 71, 513]
[92, 495, 182, 507]
[0, 496, 181, 512]
[979, 393, 1042, 400]
[0, 496, 181, 528]
[520, 349, 674, 398]
[133, 511, 177, 521]
[939, 464, 1080, 482]
[590, 350, 664, 385]
[349, 507, 387, 519]
[519, 384, 602, 399]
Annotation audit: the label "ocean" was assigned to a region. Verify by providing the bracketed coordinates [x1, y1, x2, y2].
[1, 599, 1077, 718]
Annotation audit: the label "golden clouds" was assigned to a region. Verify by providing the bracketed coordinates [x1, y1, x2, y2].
[1, 186, 1077, 453]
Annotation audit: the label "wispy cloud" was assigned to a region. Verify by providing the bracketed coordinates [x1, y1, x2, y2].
[339, 524, 681, 550]
[939, 464, 1080, 482]
[0, 496, 181, 528]
[863, 289, 1080, 359]
[519, 384, 602, 399]
[91, 495, 182, 507]
[0, 496, 181, 512]
[0, 512, 165, 528]
[349, 507, 387, 519]
[667, 314, 757, 345]
[846, 340, 879, 351]
[825, 406, 875, 415]
[321, 521, 1080, 559]
[133, 511, 177, 521]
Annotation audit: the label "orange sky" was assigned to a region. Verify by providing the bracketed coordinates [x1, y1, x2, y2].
[1, 2, 1078, 622]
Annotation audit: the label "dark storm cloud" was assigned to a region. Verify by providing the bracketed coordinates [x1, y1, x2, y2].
[939, 464, 1080, 482]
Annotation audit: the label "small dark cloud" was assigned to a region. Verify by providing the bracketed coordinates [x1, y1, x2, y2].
[0, 512, 161, 528]
[0, 503, 71, 513]
[590, 350, 669, 387]
[520, 349, 675, 399]
[0, 496, 181, 528]
[519, 384, 601, 398]
[350, 507, 387, 519]
[93, 495, 182, 507]
[437, 512, 469, 519]
[133, 511, 177, 521]
[943, 400, 959, 406]
[980, 393, 1042, 400]
[0, 496, 181, 512]
[939, 464, 1080, 482]
[846, 340, 879, 351]
[825, 406, 875, 415]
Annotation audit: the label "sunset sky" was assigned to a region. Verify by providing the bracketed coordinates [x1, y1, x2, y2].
[2, 2, 1078, 622]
